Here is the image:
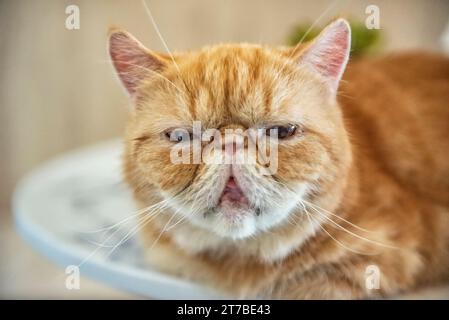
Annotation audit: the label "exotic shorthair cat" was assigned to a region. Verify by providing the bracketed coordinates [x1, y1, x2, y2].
[108, 19, 449, 299]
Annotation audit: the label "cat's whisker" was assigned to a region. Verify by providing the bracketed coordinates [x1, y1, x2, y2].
[79, 198, 170, 234]
[106, 192, 195, 256]
[141, 0, 181, 74]
[149, 207, 184, 250]
[273, 177, 376, 236]
[83, 239, 116, 248]
[286, 215, 300, 227]
[156, 192, 209, 235]
[105, 200, 173, 258]
[78, 201, 167, 252]
[301, 199, 374, 234]
[299, 201, 400, 250]
[165, 203, 203, 232]
[76, 195, 177, 267]
[93, 200, 169, 246]
[165, 214, 188, 232]
[303, 206, 379, 256]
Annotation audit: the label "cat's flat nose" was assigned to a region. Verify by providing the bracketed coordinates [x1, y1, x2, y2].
[222, 133, 243, 157]
[218, 124, 248, 163]
[224, 141, 237, 155]
[223, 140, 249, 164]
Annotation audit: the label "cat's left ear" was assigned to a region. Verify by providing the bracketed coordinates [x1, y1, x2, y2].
[108, 29, 167, 96]
[294, 19, 351, 95]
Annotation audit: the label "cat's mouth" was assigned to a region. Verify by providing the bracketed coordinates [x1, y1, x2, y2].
[219, 177, 249, 206]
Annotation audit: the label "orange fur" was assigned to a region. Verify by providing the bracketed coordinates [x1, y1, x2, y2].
[110, 21, 449, 299]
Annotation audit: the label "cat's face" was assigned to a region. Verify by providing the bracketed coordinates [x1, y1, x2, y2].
[110, 20, 352, 240]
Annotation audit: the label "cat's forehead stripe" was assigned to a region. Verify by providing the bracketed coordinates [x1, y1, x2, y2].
[177, 45, 292, 125]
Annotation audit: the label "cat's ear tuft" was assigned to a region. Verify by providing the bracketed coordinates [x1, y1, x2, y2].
[108, 29, 166, 96]
[296, 19, 351, 94]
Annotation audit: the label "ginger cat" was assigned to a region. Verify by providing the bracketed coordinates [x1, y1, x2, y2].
[109, 19, 449, 299]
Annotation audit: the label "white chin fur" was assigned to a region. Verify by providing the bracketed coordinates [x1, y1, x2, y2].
[211, 216, 256, 240]
[160, 183, 313, 262]
[198, 209, 257, 240]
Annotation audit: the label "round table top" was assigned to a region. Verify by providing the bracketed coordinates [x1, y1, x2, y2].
[12, 140, 224, 299]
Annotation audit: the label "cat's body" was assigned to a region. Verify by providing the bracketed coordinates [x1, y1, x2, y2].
[110, 20, 449, 299]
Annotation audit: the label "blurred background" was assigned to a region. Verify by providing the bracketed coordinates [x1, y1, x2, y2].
[1, 0, 448, 298]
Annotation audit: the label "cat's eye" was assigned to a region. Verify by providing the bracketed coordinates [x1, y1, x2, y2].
[266, 124, 297, 139]
[165, 129, 193, 142]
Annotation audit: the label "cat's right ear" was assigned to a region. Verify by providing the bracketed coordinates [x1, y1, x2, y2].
[108, 29, 166, 96]
[289, 19, 351, 95]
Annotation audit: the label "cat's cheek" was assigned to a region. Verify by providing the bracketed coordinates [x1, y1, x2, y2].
[275, 143, 325, 184]
[144, 163, 196, 193]
[159, 164, 198, 192]
[133, 147, 197, 193]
